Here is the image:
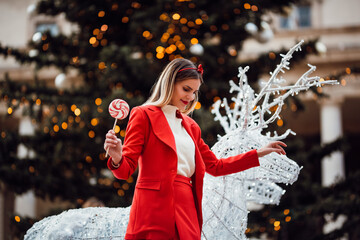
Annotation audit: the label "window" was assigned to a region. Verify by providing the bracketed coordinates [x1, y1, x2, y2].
[35, 22, 59, 36]
[280, 5, 311, 30]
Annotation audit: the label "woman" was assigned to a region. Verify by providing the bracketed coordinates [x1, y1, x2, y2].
[104, 58, 286, 240]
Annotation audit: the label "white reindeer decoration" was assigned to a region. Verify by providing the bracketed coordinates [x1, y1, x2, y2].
[25, 41, 338, 240]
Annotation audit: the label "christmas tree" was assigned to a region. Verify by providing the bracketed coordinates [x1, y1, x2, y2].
[1, 0, 358, 239]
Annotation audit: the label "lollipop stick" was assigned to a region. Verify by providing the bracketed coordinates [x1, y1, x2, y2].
[105, 118, 118, 157]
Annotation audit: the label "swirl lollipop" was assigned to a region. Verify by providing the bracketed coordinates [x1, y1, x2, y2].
[106, 99, 130, 157]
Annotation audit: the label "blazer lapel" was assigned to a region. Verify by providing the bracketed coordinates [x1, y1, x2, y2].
[143, 105, 177, 154]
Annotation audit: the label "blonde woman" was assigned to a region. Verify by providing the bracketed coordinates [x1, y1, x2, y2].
[104, 58, 286, 240]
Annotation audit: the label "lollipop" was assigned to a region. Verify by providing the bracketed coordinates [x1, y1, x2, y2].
[106, 99, 130, 157]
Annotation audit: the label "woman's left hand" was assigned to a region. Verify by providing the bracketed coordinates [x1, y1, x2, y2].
[257, 141, 287, 158]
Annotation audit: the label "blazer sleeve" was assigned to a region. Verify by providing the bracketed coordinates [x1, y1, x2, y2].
[107, 106, 147, 180]
[192, 121, 260, 177]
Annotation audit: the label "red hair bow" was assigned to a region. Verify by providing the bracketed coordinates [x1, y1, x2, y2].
[197, 64, 203, 76]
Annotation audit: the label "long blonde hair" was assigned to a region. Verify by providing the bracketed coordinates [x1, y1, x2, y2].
[143, 58, 203, 115]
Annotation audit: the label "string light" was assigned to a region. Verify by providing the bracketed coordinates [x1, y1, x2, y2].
[53, 125, 59, 132]
[190, 38, 198, 45]
[111, 63, 118, 69]
[180, 18, 187, 24]
[126, 176, 134, 183]
[74, 108, 81, 116]
[98, 62, 106, 70]
[29, 166, 35, 173]
[85, 156, 92, 163]
[120, 130, 126, 137]
[172, 13, 181, 20]
[156, 52, 164, 59]
[113, 182, 120, 188]
[61, 122, 68, 130]
[269, 52, 276, 59]
[117, 189, 125, 196]
[95, 98, 102, 106]
[91, 118, 99, 126]
[195, 102, 201, 109]
[114, 125, 120, 133]
[98, 11, 105, 17]
[122, 183, 129, 190]
[142, 30, 151, 38]
[100, 24, 108, 31]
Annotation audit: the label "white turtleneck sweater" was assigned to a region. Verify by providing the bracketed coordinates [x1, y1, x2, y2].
[161, 105, 195, 178]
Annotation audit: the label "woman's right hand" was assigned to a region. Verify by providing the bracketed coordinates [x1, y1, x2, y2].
[104, 130, 123, 164]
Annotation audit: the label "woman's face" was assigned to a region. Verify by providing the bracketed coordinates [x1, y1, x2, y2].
[170, 78, 201, 111]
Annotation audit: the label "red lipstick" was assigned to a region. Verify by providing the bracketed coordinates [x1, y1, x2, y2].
[181, 100, 189, 105]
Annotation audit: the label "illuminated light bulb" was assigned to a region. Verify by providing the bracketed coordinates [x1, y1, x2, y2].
[156, 46, 165, 53]
[187, 21, 195, 28]
[98, 62, 106, 70]
[142, 30, 150, 38]
[195, 102, 201, 109]
[245, 22, 258, 35]
[88, 131, 95, 138]
[315, 41, 327, 54]
[95, 98, 102, 106]
[74, 108, 81, 116]
[62, 122, 68, 130]
[172, 13, 181, 20]
[180, 18, 187, 24]
[189, 43, 204, 55]
[29, 49, 39, 57]
[190, 38, 198, 45]
[98, 11, 105, 17]
[100, 24, 108, 31]
[32, 32, 42, 43]
[53, 125, 59, 132]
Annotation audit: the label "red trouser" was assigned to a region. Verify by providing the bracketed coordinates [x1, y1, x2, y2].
[174, 175, 201, 240]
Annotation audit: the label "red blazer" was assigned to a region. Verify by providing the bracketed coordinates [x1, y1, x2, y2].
[107, 105, 259, 239]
